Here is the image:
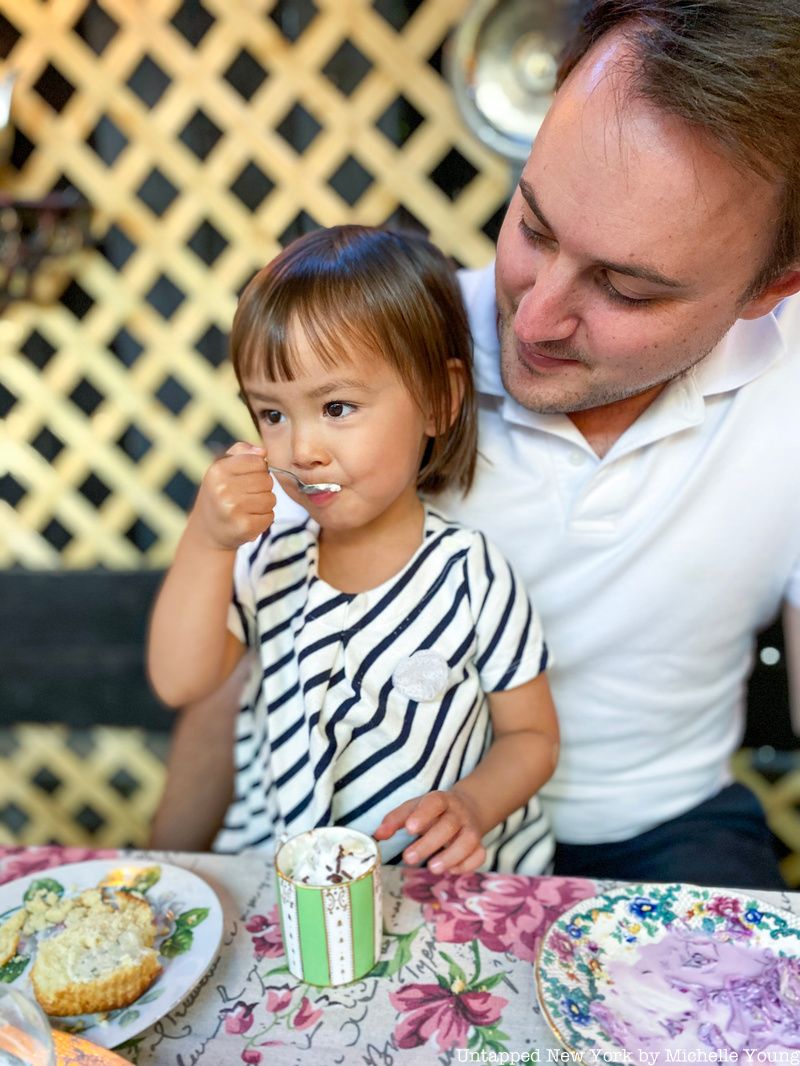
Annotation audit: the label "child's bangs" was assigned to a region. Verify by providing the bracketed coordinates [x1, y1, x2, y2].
[291, 287, 389, 377]
[236, 276, 387, 384]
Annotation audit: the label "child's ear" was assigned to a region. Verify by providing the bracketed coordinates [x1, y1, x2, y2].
[424, 359, 467, 436]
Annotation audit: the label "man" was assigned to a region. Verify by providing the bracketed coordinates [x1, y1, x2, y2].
[151, 0, 800, 888]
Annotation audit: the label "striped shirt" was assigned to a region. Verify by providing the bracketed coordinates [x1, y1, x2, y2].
[214, 505, 554, 874]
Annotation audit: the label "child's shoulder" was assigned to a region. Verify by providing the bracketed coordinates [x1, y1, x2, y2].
[239, 516, 314, 577]
[423, 504, 493, 555]
[423, 504, 519, 578]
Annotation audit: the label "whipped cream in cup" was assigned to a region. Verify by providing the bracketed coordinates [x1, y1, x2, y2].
[275, 827, 382, 986]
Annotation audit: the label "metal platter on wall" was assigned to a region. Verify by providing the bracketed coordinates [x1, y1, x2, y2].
[447, 0, 575, 165]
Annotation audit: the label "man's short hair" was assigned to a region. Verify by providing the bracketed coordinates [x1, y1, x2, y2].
[557, 0, 800, 293]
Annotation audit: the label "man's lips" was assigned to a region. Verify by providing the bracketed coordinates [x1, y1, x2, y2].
[517, 342, 581, 371]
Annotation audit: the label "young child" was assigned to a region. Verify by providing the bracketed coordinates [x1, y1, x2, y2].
[147, 225, 559, 875]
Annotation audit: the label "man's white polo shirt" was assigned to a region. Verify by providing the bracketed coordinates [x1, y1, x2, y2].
[435, 263, 800, 845]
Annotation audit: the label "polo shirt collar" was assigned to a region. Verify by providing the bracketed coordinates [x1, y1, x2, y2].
[690, 310, 786, 397]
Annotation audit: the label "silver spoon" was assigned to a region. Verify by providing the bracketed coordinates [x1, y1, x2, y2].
[268, 464, 342, 495]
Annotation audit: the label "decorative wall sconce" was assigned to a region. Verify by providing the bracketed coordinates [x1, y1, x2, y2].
[447, 0, 574, 187]
[0, 69, 92, 314]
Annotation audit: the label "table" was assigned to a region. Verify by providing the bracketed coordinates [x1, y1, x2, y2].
[1, 847, 796, 1064]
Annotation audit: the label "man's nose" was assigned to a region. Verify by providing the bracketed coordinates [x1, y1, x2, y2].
[514, 260, 580, 343]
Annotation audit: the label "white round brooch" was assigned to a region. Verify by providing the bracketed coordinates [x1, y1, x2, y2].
[391, 650, 450, 702]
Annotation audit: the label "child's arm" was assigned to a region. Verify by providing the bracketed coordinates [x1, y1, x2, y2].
[147, 442, 275, 708]
[374, 671, 559, 872]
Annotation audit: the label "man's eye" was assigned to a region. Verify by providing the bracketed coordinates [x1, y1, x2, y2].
[600, 277, 656, 308]
[324, 401, 356, 418]
[519, 218, 556, 246]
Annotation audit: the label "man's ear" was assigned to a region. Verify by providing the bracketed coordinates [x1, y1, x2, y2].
[739, 267, 800, 320]
[424, 359, 467, 436]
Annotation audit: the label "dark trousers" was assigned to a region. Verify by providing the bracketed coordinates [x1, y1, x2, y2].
[553, 783, 786, 890]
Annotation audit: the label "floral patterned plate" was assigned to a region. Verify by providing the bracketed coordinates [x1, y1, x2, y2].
[0, 860, 223, 1049]
[536, 882, 800, 1056]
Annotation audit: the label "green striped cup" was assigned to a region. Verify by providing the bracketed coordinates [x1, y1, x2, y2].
[275, 827, 383, 986]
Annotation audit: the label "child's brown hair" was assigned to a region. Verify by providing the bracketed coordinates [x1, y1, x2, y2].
[230, 225, 477, 494]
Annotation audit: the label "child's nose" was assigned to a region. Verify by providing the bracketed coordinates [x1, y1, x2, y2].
[290, 425, 330, 469]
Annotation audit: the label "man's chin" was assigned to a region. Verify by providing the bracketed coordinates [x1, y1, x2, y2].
[500, 359, 594, 415]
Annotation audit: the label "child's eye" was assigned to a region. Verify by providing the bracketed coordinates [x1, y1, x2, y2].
[260, 409, 284, 425]
[323, 401, 356, 419]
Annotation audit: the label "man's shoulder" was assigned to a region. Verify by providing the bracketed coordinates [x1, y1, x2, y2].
[774, 292, 800, 352]
[457, 261, 495, 303]
[457, 262, 498, 350]
[457, 261, 503, 395]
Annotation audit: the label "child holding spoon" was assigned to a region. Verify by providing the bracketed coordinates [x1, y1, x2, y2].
[147, 225, 559, 874]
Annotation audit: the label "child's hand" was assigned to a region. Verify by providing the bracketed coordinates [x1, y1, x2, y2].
[374, 789, 486, 874]
[190, 442, 275, 551]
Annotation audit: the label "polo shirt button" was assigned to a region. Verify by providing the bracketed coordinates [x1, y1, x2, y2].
[568, 450, 586, 466]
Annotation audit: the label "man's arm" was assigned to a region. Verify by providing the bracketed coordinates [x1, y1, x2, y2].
[148, 652, 253, 851]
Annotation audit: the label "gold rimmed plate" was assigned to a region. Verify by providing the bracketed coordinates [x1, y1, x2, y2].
[535, 882, 800, 1055]
[0, 860, 223, 1049]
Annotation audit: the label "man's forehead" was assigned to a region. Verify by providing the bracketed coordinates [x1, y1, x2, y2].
[547, 37, 691, 178]
[548, 29, 781, 211]
[526, 47, 778, 278]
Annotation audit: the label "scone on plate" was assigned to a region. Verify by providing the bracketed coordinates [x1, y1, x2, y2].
[0, 907, 26, 966]
[31, 890, 162, 1016]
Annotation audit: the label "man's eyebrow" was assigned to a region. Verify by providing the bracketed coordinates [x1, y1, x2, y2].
[519, 179, 556, 235]
[518, 178, 689, 290]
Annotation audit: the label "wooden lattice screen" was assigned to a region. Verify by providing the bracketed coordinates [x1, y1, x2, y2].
[0, 0, 510, 569]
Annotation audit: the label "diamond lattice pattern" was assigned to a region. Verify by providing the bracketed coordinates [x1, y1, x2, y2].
[0, 0, 509, 567]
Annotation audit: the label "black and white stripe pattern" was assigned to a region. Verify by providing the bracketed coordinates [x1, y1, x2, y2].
[214, 507, 554, 874]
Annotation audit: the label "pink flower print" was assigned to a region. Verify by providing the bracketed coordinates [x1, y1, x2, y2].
[223, 1001, 257, 1035]
[549, 930, 576, 962]
[402, 870, 487, 943]
[403, 868, 486, 906]
[402, 867, 440, 904]
[707, 895, 742, 919]
[266, 988, 293, 1014]
[241, 1052, 262, 1064]
[474, 875, 596, 963]
[403, 868, 596, 963]
[429, 898, 484, 944]
[246, 904, 284, 959]
[293, 996, 323, 1030]
[390, 983, 507, 1052]
[0, 846, 119, 886]
[473, 876, 549, 961]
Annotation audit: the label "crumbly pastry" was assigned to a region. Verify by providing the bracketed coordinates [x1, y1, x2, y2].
[23, 887, 103, 935]
[30, 890, 162, 1016]
[0, 906, 26, 966]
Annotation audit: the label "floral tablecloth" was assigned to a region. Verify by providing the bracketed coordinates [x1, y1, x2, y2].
[2, 846, 795, 1064]
[0, 845, 599, 1064]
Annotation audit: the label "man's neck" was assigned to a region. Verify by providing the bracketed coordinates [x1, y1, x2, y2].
[568, 382, 667, 458]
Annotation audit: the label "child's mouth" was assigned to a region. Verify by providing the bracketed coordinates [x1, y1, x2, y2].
[305, 489, 341, 506]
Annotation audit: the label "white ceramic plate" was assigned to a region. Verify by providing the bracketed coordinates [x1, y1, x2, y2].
[0, 859, 223, 1049]
[536, 881, 800, 1056]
